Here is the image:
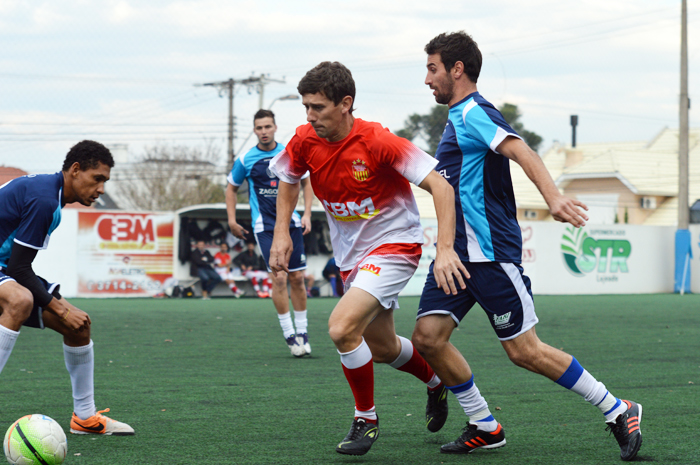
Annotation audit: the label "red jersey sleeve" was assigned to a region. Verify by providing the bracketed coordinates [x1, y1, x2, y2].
[269, 127, 311, 184]
[370, 127, 438, 186]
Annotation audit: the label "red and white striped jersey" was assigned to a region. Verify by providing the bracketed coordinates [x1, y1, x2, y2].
[270, 119, 437, 271]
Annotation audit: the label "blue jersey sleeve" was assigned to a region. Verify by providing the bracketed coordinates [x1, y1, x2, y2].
[14, 197, 57, 250]
[228, 158, 247, 186]
[463, 101, 520, 153]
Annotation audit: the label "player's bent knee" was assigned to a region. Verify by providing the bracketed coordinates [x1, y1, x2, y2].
[504, 346, 539, 370]
[4, 287, 34, 322]
[328, 323, 360, 350]
[288, 271, 304, 287]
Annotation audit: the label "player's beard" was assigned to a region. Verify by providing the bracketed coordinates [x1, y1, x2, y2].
[434, 75, 455, 105]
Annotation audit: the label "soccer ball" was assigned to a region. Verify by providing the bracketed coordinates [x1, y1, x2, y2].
[3, 415, 67, 465]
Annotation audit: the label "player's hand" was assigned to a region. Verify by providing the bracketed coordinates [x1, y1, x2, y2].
[53, 299, 91, 333]
[229, 221, 249, 240]
[433, 246, 469, 295]
[301, 213, 312, 236]
[548, 195, 589, 228]
[269, 232, 293, 276]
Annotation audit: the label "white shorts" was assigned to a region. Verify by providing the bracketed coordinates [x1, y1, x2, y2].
[340, 251, 420, 310]
[243, 270, 269, 281]
[215, 267, 236, 281]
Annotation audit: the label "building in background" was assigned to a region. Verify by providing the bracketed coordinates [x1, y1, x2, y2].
[511, 127, 700, 226]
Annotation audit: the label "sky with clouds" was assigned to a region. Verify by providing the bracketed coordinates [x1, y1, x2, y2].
[1, 0, 698, 173]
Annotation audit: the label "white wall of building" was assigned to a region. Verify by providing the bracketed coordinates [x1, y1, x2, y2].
[33, 209, 79, 297]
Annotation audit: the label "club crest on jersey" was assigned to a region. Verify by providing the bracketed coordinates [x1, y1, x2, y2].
[352, 159, 370, 181]
[360, 263, 381, 275]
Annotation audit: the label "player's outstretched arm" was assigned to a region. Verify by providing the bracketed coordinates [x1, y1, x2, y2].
[270, 181, 300, 275]
[497, 136, 589, 228]
[418, 171, 469, 295]
[225, 183, 249, 240]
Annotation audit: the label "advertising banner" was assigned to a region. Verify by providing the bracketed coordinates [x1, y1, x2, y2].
[522, 222, 674, 294]
[76, 211, 174, 297]
[403, 220, 676, 297]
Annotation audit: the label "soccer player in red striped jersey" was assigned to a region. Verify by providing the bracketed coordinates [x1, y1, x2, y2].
[269, 61, 468, 456]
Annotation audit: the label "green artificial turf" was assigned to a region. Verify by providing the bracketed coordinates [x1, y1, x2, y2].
[1, 294, 698, 464]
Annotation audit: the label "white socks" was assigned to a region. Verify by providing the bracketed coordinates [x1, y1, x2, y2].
[293, 310, 308, 335]
[64, 341, 96, 420]
[0, 324, 19, 374]
[277, 312, 296, 339]
[279, 310, 308, 338]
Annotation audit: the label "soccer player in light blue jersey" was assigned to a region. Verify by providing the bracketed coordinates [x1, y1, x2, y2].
[412, 32, 642, 461]
[225, 110, 314, 357]
[0, 140, 134, 436]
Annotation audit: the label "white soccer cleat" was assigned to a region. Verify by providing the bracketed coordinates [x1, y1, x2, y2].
[296, 333, 311, 355]
[286, 335, 305, 357]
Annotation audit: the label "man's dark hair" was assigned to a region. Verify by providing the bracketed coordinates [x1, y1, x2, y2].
[425, 31, 482, 83]
[62, 140, 114, 171]
[254, 109, 276, 124]
[298, 61, 356, 113]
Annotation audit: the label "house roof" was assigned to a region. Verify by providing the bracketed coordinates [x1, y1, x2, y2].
[0, 166, 28, 186]
[511, 127, 700, 225]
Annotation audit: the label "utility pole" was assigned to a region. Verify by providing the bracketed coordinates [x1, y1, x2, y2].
[675, 0, 691, 294]
[679, 0, 689, 229]
[240, 74, 286, 110]
[197, 74, 285, 170]
[199, 78, 237, 170]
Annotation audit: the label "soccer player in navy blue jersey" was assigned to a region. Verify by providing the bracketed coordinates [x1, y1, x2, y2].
[225, 110, 314, 357]
[0, 140, 134, 436]
[411, 32, 642, 461]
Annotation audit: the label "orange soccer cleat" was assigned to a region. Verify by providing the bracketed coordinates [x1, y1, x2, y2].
[70, 408, 135, 436]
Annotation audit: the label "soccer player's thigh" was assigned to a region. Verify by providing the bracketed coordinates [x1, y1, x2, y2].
[0, 277, 33, 324]
[417, 261, 477, 334]
[8, 275, 61, 330]
[468, 262, 539, 341]
[350, 256, 417, 352]
[286, 228, 307, 272]
[254, 231, 273, 269]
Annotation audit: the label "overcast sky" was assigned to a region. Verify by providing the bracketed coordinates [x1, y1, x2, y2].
[1, 0, 698, 173]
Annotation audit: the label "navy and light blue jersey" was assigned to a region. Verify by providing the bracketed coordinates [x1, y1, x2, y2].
[0, 172, 64, 268]
[227, 143, 305, 233]
[435, 92, 522, 263]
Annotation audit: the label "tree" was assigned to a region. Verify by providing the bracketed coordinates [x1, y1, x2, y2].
[498, 103, 543, 152]
[113, 141, 226, 211]
[397, 103, 543, 154]
[395, 105, 449, 155]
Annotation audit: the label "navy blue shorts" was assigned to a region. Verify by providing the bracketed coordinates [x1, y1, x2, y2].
[417, 261, 539, 341]
[0, 270, 61, 329]
[255, 228, 307, 272]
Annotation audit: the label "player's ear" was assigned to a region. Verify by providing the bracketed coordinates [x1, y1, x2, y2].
[341, 95, 354, 114]
[69, 161, 82, 177]
[452, 61, 464, 80]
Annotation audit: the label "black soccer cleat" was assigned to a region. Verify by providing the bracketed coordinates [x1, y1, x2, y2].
[335, 418, 379, 456]
[606, 400, 643, 461]
[440, 422, 506, 454]
[425, 383, 449, 432]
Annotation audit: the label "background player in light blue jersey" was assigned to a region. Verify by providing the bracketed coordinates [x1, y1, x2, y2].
[225, 109, 314, 357]
[411, 32, 642, 461]
[0, 140, 134, 436]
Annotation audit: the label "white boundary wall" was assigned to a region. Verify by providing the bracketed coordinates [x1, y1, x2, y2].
[32, 211, 700, 297]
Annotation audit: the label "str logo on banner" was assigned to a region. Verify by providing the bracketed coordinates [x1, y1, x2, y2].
[561, 226, 631, 281]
